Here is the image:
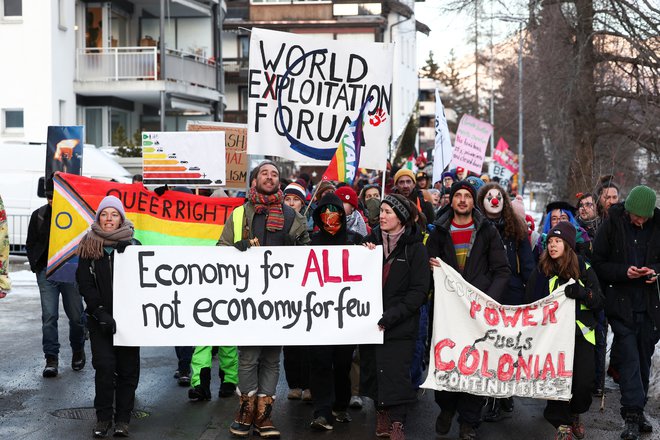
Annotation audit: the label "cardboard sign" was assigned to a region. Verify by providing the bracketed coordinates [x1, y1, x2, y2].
[247, 28, 392, 170]
[186, 121, 248, 189]
[142, 131, 226, 187]
[421, 263, 576, 401]
[451, 115, 493, 174]
[113, 245, 384, 346]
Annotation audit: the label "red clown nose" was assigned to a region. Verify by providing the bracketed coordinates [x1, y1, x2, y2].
[491, 198, 499, 206]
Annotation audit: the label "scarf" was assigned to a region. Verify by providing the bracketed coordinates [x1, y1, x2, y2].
[249, 187, 285, 232]
[77, 219, 135, 260]
[381, 226, 405, 259]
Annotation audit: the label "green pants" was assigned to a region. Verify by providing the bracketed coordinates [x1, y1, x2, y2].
[190, 346, 238, 387]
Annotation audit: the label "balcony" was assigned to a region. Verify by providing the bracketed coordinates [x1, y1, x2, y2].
[76, 47, 217, 90]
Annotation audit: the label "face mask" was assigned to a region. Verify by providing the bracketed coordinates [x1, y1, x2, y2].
[320, 206, 342, 235]
[366, 198, 381, 223]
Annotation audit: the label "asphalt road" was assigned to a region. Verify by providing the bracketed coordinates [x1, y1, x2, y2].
[1, 262, 659, 440]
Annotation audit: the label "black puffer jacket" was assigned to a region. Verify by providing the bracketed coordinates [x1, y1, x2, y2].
[426, 208, 511, 301]
[591, 203, 660, 328]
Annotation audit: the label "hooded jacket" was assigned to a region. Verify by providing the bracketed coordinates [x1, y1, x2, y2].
[591, 203, 660, 327]
[310, 193, 360, 246]
[426, 207, 511, 301]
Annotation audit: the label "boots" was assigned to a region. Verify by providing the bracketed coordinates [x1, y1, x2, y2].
[571, 414, 585, 439]
[390, 422, 405, 440]
[229, 393, 256, 437]
[554, 425, 573, 440]
[253, 395, 280, 438]
[621, 414, 640, 440]
[375, 409, 391, 437]
[188, 367, 211, 401]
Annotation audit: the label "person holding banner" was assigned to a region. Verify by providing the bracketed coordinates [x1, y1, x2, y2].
[0, 193, 10, 299]
[361, 194, 430, 440]
[218, 160, 310, 439]
[525, 221, 603, 440]
[76, 195, 140, 438]
[426, 181, 510, 440]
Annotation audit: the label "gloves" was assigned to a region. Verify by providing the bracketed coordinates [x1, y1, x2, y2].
[233, 239, 252, 252]
[377, 311, 395, 330]
[154, 185, 169, 196]
[92, 307, 116, 335]
[115, 241, 131, 253]
[564, 283, 588, 300]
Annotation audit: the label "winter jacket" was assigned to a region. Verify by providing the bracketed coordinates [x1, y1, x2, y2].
[217, 200, 310, 247]
[426, 208, 511, 302]
[591, 203, 660, 328]
[76, 239, 140, 315]
[360, 224, 429, 406]
[26, 204, 51, 273]
[310, 193, 360, 246]
[0, 195, 10, 293]
[525, 257, 604, 340]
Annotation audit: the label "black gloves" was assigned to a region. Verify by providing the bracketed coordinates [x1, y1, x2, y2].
[233, 239, 252, 252]
[115, 241, 131, 253]
[564, 283, 588, 301]
[154, 185, 169, 196]
[92, 307, 116, 335]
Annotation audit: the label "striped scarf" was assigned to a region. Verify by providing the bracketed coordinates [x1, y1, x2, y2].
[249, 187, 285, 232]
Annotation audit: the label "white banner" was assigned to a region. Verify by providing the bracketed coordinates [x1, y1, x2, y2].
[113, 245, 384, 346]
[432, 89, 453, 185]
[421, 262, 576, 401]
[247, 28, 393, 171]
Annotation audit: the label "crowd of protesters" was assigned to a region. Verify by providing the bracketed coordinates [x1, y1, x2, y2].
[1, 161, 658, 440]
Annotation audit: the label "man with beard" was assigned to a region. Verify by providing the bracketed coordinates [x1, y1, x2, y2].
[576, 193, 600, 240]
[218, 160, 310, 439]
[595, 176, 620, 220]
[426, 181, 510, 440]
[393, 169, 435, 225]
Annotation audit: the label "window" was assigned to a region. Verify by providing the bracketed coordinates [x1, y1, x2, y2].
[2, 0, 21, 18]
[2, 108, 24, 134]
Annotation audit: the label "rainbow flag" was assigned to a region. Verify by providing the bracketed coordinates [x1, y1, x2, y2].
[322, 96, 373, 184]
[47, 173, 244, 282]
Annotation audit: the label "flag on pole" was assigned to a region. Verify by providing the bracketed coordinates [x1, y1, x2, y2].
[322, 96, 373, 185]
[432, 89, 453, 186]
[493, 137, 520, 174]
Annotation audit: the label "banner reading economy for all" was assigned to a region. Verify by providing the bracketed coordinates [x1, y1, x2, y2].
[421, 263, 576, 401]
[47, 173, 243, 282]
[112, 245, 384, 347]
[247, 28, 393, 171]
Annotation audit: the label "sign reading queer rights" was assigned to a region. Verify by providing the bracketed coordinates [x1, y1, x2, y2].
[451, 115, 493, 174]
[186, 121, 248, 189]
[247, 28, 393, 171]
[421, 263, 576, 401]
[142, 131, 226, 187]
[113, 245, 384, 346]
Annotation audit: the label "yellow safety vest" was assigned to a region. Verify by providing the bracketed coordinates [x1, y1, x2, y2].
[232, 205, 245, 244]
[549, 272, 596, 345]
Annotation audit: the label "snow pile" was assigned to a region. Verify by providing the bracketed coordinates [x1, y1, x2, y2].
[649, 342, 660, 400]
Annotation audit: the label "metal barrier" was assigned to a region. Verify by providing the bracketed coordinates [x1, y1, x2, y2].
[7, 214, 30, 255]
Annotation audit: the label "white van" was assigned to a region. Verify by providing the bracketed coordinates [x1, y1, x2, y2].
[0, 142, 132, 254]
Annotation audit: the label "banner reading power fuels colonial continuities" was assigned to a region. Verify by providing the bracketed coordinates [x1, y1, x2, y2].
[247, 28, 393, 171]
[421, 263, 576, 401]
[112, 245, 384, 347]
[47, 173, 243, 283]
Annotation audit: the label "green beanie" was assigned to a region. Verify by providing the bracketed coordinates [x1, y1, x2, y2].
[625, 185, 656, 218]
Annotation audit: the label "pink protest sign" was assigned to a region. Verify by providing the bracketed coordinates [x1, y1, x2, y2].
[493, 137, 519, 174]
[451, 115, 493, 174]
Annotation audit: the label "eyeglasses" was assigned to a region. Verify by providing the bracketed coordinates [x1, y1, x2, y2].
[578, 202, 594, 209]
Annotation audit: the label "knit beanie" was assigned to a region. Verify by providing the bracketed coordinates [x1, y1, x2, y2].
[382, 194, 412, 225]
[547, 221, 576, 250]
[284, 182, 306, 203]
[96, 195, 126, 223]
[465, 176, 485, 193]
[394, 168, 416, 185]
[449, 181, 477, 204]
[625, 185, 656, 218]
[315, 180, 336, 201]
[335, 186, 358, 210]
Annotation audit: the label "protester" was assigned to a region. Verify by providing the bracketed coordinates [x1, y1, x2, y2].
[441, 171, 455, 190]
[426, 181, 510, 439]
[188, 346, 238, 400]
[218, 160, 310, 439]
[359, 184, 381, 229]
[76, 195, 140, 438]
[361, 194, 429, 440]
[477, 183, 535, 421]
[525, 221, 603, 439]
[393, 168, 435, 225]
[335, 186, 368, 238]
[27, 181, 85, 377]
[595, 176, 620, 219]
[131, 174, 143, 184]
[534, 201, 592, 261]
[592, 185, 659, 440]
[283, 182, 307, 213]
[416, 171, 429, 190]
[454, 167, 468, 181]
[0, 193, 10, 299]
[308, 193, 361, 431]
[576, 193, 600, 240]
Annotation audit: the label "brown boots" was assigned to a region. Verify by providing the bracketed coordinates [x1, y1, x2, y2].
[229, 394, 280, 439]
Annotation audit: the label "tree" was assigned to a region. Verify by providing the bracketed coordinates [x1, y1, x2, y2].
[421, 50, 441, 79]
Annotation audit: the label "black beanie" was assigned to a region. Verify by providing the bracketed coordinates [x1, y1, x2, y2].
[547, 221, 577, 250]
[449, 181, 477, 204]
[382, 194, 412, 225]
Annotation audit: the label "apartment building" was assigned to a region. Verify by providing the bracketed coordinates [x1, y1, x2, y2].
[0, 0, 223, 147]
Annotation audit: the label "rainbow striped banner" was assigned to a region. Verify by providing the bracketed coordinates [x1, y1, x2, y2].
[47, 172, 243, 282]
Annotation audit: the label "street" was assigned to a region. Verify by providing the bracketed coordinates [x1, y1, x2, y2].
[1, 261, 659, 440]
